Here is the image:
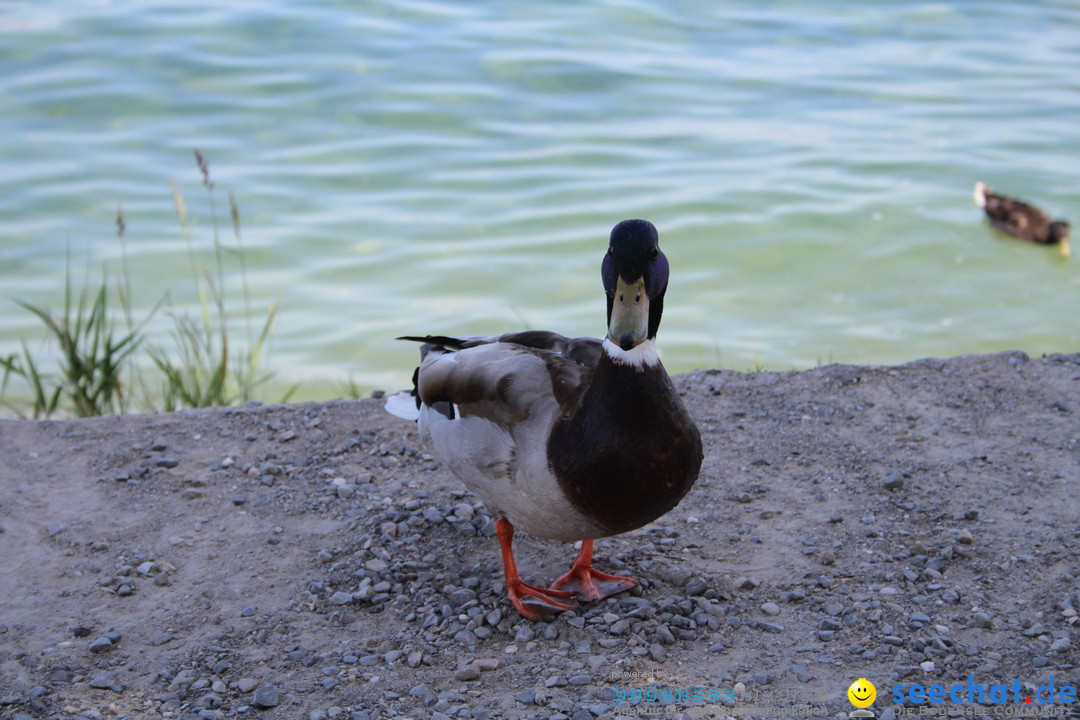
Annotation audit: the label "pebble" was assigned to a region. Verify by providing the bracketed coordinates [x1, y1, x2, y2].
[365, 558, 389, 573]
[88, 636, 113, 653]
[89, 672, 118, 690]
[685, 577, 708, 596]
[882, 471, 905, 490]
[453, 665, 481, 681]
[252, 684, 280, 708]
[760, 602, 780, 616]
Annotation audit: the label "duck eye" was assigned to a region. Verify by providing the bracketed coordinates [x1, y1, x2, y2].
[650, 247, 659, 260]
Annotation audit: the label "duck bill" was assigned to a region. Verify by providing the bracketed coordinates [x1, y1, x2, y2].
[607, 276, 650, 351]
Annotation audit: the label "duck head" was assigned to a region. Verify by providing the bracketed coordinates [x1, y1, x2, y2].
[602, 219, 669, 352]
[1050, 221, 1071, 258]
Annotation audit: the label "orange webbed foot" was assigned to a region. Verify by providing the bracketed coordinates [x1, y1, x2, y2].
[506, 579, 578, 620]
[549, 539, 636, 602]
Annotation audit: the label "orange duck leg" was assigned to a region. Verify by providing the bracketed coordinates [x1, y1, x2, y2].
[495, 518, 578, 620]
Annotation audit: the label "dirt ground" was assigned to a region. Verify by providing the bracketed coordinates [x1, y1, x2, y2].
[1, 351, 1078, 720]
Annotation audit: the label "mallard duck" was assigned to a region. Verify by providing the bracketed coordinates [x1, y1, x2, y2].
[386, 219, 703, 619]
[974, 182, 1071, 257]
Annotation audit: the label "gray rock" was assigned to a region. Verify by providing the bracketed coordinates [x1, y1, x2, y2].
[453, 665, 481, 681]
[252, 684, 280, 708]
[329, 591, 353, 606]
[88, 636, 113, 653]
[882, 471, 905, 490]
[89, 672, 118, 690]
[150, 631, 174, 646]
[685, 577, 708, 596]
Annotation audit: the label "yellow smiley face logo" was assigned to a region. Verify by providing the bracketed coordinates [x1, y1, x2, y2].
[848, 678, 876, 708]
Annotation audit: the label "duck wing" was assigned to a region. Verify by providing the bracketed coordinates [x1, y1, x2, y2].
[974, 182, 1052, 241]
[401, 334, 607, 540]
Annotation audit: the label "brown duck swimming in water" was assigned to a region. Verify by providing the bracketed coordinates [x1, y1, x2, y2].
[385, 219, 703, 619]
[974, 182, 1071, 257]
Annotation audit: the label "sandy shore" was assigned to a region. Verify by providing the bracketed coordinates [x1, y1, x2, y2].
[1, 351, 1078, 720]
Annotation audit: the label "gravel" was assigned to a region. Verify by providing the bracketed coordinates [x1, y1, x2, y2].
[2, 352, 1078, 719]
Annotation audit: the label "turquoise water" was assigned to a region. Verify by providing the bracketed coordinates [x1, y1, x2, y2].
[2, 1, 1078, 402]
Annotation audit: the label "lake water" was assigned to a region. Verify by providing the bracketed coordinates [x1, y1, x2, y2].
[2, 1, 1078, 404]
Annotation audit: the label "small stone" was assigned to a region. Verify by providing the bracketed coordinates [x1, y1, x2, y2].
[685, 577, 708, 596]
[757, 621, 783, 633]
[760, 602, 780, 616]
[882, 472, 904, 490]
[970, 612, 993, 629]
[150, 631, 173, 646]
[329, 592, 353, 606]
[279, 430, 297, 442]
[365, 558, 389, 573]
[239, 605, 257, 617]
[88, 672, 117, 690]
[1050, 637, 1070, 653]
[252, 684, 280, 708]
[648, 643, 666, 662]
[453, 665, 481, 681]
[88, 636, 113, 653]
[156, 457, 180, 468]
[958, 529, 975, 545]
[237, 678, 259, 693]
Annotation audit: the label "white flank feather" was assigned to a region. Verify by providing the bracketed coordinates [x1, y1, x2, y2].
[383, 391, 420, 421]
